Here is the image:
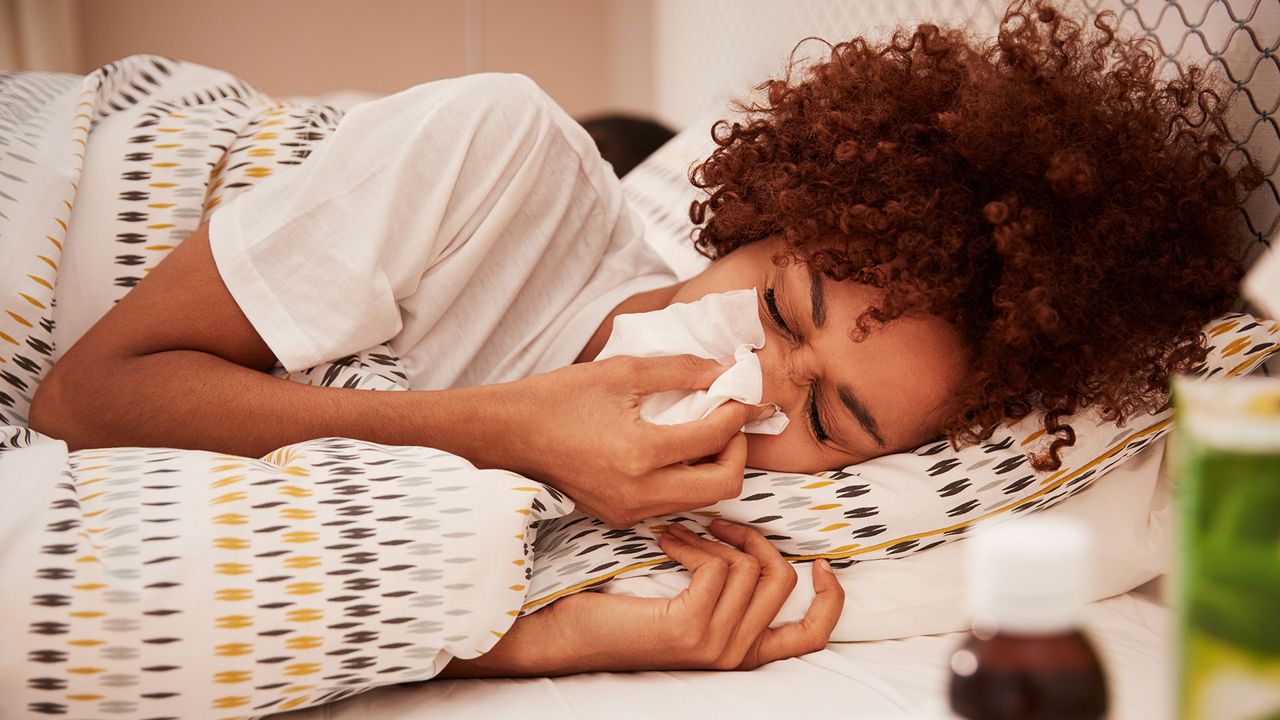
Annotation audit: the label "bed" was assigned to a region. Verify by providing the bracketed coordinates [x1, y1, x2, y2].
[270, 2, 1274, 718]
[0, 1, 1275, 719]
[280, 593, 1172, 719]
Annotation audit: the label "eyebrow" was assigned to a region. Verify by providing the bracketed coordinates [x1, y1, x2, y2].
[808, 268, 826, 328]
[802, 268, 886, 450]
[838, 385, 887, 448]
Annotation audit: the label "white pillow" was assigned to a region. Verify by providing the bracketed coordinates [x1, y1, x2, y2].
[602, 433, 1171, 641]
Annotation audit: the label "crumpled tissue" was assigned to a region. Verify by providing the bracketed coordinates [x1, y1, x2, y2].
[596, 288, 789, 434]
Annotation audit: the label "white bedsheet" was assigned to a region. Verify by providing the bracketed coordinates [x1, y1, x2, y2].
[280, 591, 1170, 720]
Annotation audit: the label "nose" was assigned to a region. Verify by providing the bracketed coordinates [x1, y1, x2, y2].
[756, 336, 808, 412]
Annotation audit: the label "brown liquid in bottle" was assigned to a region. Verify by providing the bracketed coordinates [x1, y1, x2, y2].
[949, 628, 1108, 720]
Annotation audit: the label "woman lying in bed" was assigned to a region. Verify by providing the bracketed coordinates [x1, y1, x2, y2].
[28, 0, 1260, 677]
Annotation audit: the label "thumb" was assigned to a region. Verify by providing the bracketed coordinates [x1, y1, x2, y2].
[749, 403, 780, 424]
[713, 401, 777, 428]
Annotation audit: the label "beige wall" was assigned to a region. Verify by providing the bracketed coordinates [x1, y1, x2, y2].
[78, 0, 469, 96]
[1, 0, 82, 72]
[29, 0, 652, 117]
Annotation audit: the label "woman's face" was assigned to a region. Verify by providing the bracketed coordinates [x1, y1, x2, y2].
[670, 237, 970, 473]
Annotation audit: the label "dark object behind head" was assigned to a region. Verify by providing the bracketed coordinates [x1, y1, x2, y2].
[579, 114, 676, 177]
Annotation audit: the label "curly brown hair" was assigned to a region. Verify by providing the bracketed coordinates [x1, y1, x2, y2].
[688, 0, 1264, 470]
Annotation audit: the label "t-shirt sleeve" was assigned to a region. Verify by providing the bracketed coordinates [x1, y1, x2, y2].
[208, 73, 575, 372]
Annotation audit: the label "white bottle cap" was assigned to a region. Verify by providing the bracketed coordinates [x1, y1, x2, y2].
[965, 515, 1093, 635]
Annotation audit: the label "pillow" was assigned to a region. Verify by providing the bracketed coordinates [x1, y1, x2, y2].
[518, 313, 1279, 613]
[262, 123, 1280, 621]
[620, 110, 724, 281]
[499, 110, 1280, 616]
[603, 432, 1173, 641]
[271, 319, 1264, 638]
[275, 315, 1273, 629]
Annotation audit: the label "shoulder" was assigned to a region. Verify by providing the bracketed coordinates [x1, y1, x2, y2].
[389, 72, 555, 123]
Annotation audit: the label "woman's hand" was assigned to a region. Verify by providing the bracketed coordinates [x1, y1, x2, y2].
[441, 520, 844, 678]
[499, 355, 774, 528]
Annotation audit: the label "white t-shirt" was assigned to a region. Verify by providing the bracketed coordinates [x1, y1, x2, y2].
[209, 73, 677, 390]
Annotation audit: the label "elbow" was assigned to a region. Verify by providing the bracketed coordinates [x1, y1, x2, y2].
[29, 362, 88, 449]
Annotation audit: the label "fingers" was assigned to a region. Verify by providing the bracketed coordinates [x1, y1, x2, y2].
[582, 433, 746, 529]
[637, 434, 747, 518]
[657, 531, 728, 619]
[648, 400, 763, 466]
[750, 558, 845, 666]
[657, 521, 843, 672]
[667, 523, 759, 644]
[706, 520, 798, 659]
[629, 354, 728, 394]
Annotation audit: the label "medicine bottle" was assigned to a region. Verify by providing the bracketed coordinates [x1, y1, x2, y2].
[948, 516, 1108, 720]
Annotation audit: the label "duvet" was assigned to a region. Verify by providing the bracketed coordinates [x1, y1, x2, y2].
[0, 425, 572, 717]
[0, 57, 581, 718]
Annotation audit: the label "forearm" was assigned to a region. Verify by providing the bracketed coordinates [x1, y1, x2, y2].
[32, 348, 524, 463]
[437, 608, 587, 679]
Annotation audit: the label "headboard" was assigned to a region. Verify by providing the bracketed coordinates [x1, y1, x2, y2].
[650, 0, 1278, 261]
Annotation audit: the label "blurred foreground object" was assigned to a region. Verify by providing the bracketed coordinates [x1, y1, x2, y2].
[948, 516, 1108, 719]
[1173, 376, 1280, 720]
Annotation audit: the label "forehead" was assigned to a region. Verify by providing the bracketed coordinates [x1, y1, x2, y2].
[780, 260, 968, 447]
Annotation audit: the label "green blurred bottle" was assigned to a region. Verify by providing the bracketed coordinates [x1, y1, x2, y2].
[1174, 376, 1280, 720]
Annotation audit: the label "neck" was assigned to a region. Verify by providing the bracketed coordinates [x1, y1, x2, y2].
[575, 281, 686, 363]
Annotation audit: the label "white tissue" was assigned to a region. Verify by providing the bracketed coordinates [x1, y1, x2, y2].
[596, 288, 789, 434]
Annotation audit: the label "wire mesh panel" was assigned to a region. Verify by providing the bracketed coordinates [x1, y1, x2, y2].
[652, 0, 1279, 256]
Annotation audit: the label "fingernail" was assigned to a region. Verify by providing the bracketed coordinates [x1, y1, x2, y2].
[709, 518, 728, 529]
[668, 522, 690, 536]
[817, 559, 833, 574]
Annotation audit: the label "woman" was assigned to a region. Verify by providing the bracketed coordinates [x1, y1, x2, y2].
[28, 0, 1260, 676]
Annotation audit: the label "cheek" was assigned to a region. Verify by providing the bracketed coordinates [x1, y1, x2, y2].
[671, 254, 767, 305]
[671, 273, 731, 305]
[745, 432, 846, 474]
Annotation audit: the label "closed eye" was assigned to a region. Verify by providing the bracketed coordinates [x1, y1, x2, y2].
[765, 284, 832, 446]
[807, 385, 830, 443]
[763, 287, 796, 340]
[764, 280, 841, 449]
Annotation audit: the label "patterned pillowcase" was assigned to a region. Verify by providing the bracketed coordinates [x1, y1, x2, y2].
[509, 109, 1280, 612]
[515, 314, 1278, 610]
[278, 316, 1279, 614]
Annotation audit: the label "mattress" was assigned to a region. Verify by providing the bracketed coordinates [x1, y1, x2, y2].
[279, 591, 1170, 719]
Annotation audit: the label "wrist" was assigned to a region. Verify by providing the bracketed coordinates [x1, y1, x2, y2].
[409, 381, 531, 474]
[439, 606, 582, 678]
[471, 377, 553, 481]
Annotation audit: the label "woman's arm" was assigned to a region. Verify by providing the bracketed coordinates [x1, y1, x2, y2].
[30, 224, 765, 527]
[440, 520, 845, 678]
[31, 223, 506, 459]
